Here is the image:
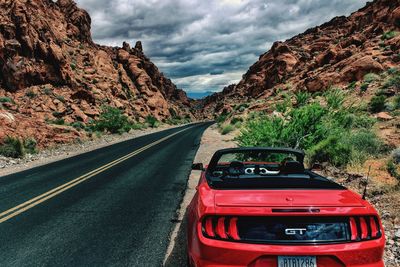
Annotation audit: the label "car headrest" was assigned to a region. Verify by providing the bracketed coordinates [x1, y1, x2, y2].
[280, 160, 305, 174]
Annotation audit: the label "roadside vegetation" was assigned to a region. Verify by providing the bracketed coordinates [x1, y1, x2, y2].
[224, 68, 400, 171]
[0, 136, 37, 158]
[238, 89, 384, 167]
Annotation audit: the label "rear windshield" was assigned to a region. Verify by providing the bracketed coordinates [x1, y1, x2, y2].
[207, 149, 344, 190]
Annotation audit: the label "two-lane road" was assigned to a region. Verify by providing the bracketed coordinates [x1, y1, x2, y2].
[0, 122, 212, 266]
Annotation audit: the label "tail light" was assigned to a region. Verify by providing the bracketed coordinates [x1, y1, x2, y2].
[349, 216, 382, 241]
[202, 216, 240, 241]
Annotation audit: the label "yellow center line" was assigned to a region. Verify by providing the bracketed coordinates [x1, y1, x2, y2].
[0, 126, 193, 224]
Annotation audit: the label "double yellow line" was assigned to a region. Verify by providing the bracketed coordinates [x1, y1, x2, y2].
[0, 126, 192, 224]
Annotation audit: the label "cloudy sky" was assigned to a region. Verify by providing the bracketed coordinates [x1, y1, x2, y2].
[75, 0, 368, 94]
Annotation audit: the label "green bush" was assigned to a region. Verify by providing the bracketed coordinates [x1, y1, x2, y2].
[394, 95, 400, 109]
[347, 81, 357, 90]
[295, 91, 311, 107]
[0, 97, 13, 103]
[51, 118, 65, 125]
[360, 83, 369, 92]
[24, 138, 38, 154]
[387, 160, 400, 181]
[131, 123, 145, 130]
[216, 114, 228, 124]
[71, 121, 85, 131]
[364, 73, 380, 83]
[43, 88, 52, 95]
[324, 89, 345, 109]
[275, 95, 292, 113]
[221, 124, 234, 135]
[56, 95, 66, 103]
[230, 117, 243, 125]
[369, 95, 386, 113]
[0, 137, 25, 158]
[381, 31, 399, 40]
[234, 103, 249, 112]
[25, 90, 36, 98]
[90, 106, 132, 134]
[383, 73, 400, 90]
[238, 96, 382, 168]
[145, 115, 158, 128]
[308, 135, 352, 167]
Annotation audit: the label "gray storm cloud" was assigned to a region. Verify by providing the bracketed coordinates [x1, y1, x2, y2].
[75, 0, 368, 93]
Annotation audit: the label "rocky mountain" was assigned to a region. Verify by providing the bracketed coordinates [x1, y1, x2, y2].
[202, 0, 400, 117]
[0, 0, 193, 146]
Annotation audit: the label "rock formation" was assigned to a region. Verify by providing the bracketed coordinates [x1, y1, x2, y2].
[202, 0, 400, 116]
[0, 0, 194, 146]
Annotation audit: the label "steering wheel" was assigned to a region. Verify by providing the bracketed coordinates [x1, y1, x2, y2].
[228, 161, 245, 176]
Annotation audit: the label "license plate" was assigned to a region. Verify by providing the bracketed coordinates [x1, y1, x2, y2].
[277, 256, 317, 267]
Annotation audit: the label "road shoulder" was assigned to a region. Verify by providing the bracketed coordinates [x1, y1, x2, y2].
[163, 124, 236, 266]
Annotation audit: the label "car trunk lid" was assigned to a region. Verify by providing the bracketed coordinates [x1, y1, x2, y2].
[215, 189, 364, 207]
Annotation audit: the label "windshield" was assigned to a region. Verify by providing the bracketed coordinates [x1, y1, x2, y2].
[206, 148, 344, 190]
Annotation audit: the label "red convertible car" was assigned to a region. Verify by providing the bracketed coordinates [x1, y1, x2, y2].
[187, 148, 385, 267]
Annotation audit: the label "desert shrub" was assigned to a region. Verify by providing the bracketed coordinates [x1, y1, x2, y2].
[0, 136, 25, 158]
[55, 95, 66, 103]
[349, 114, 376, 129]
[295, 91, 311, 106]
[308, 135, 352, 167]
[275, 98, 292, 113]
[324, 89, 345, 109]
[71, 121, 85, 131]
[0, 97, 13, 103]
[234, 103, 249, 112]
[230, 117, 243, 125]
[394, 95, 400, 109]
[90, 106, 132, 134]
[221, 124, 234, 135]
[216, 113, 228, 124]
[347, 81, 357, 90]
[131, 123, 145, 130]
[383, 73, 400, 90]
[364, 73, 380, 83]
[360, 83, 369, 92]
[43, 88, 52, 95]
[238, 97, 382, 168]
[25, 90, 36, 98]
[391, 148, 400, 164]
[168, 108, 177, 118]
[369, 95, 386, 113]
[238, 103, 328, 149]
[23, 138, 37, 154]
[381, 31, 399, 40]
[346, 130, 383, 164]
[70, 63, 77, 70]
[145, 115, 158, 128]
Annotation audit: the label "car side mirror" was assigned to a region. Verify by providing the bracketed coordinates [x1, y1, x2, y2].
[192, 163, 204, 171]
[311, 163, 322, 171]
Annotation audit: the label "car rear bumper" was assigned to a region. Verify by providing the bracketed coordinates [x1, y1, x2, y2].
[189, 231, 385, 267]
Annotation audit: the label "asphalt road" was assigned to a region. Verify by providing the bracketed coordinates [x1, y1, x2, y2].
[0, 122, 212, 267]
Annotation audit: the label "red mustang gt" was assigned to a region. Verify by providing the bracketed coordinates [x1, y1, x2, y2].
[187, 148, 385, 267]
